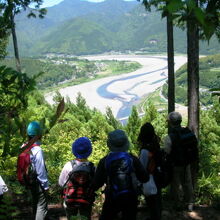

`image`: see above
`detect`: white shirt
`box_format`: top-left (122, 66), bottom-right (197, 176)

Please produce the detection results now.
top-left (0, 175), bottom-right (8, 195)
top-left (30, 142), bottom-right (49, 190)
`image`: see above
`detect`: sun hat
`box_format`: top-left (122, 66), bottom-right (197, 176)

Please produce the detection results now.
top-left (27, 121), bottom-right (42, 136)
top-left (72, 137), bottom-right (92, 159)
top-left (107, 129), bottom-right (130, 152)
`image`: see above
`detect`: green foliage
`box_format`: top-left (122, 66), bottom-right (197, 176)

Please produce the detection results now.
top-left (0, 66), bottom-right (36, 158)
top-left (162, 54), bottom-right (220, 105)
top-left (6, 2), bottom-right (220, 56)
top-left (0, 58), bottom-right (141, 89)
top-left (125, 106), bottom-right (141, 153)
top-left (105, 107), bottom-right (122, 130)
top-left (197, 108), bottom-right (220, 205)
top-left (0, 193), bottom-right (20, 219)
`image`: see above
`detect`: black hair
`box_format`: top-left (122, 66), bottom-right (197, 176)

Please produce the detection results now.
top-left (137, 122), bottom-right (160, 152)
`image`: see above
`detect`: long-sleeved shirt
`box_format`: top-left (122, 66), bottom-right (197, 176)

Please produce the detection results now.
top-left (92, 152), bottom-right (149, 192)
top-left (29, 141), bottom-right (49, 190)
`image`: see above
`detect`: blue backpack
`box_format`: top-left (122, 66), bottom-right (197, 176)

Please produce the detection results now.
top-left (105, 152), bottom-right (134, 198)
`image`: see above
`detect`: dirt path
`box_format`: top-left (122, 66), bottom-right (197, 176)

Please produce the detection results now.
top-left (16, 202), bottom-right (220, 220)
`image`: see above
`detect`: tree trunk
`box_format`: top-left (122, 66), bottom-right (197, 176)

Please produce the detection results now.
top-left (167, 14), bottom-right (175, 133)
top-left (187, 16), bottom-right (199, 138)
top-left (10, 13), bottom-right (21, 72)
top-left (187, 3), bottom-right (200, 190)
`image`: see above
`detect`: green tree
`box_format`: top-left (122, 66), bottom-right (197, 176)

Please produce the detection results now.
top-left (125, 106), bottom-right (141, 151)
top-left (0, 0), bottom-right (46, 71)
top-left (0, 66), bottom-right (35, 158)
top-left (165, 0), bottom-right (220, 137)
top-left (105, 106), bottom-right (122, 129)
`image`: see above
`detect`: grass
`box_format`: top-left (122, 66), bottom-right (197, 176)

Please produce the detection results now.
top-left (137, 88), bottom-right (168, 113)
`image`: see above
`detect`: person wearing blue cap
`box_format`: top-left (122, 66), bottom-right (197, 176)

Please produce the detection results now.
top-left (20, 121), bottom-right (49, 220)
top-left (59, 137), bottom-right (95, 220)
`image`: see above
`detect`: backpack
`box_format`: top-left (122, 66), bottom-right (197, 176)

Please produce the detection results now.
top-left (63, 160), bottom-right (94, 207)
top-left (170, 127), bottom-right (198, 166)
top-left (144, 149), bottom-right (172, 188)
top-left (153, 150), bottom-right (173, 188)
top-left (105, 152), bottom-right (134, 198)
top-left (17, 143), bottom-right (39, 186)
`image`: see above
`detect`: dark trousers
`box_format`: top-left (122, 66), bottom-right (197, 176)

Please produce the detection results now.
top-left (99, 193), bottom-right (138, 220)
top-left (145, 188), bottom-right (162, 220)
top-left (65, 203), bottom-right (92, 220)
top-left (30, 183), bottom-right (48, 220)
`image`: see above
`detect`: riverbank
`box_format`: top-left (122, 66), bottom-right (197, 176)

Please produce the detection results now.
top-left (45, 55), bottom-right (187, 118)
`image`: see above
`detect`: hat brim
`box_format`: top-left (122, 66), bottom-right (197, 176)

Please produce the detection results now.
top-left (108, 143), bottom-right (129, 152)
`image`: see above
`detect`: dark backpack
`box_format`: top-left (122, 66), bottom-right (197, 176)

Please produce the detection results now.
top-left (170, 127), bottom-right (198, 166)
top-left (143, 148), bottom-right (172, 189)
top-left (153, 150), bottom-right (173, 188)
top-left (63, 160), bottom-right (94, 207)
top-left (105, 152), bottom-right (134, 198)
top-left (17, 143), bottom-right (39, 186)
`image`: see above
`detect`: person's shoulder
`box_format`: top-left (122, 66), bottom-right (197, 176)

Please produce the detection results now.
top-left (128, 153), bottom-right (139, 161)
top-left (31, 144), bottom-right (42, 154)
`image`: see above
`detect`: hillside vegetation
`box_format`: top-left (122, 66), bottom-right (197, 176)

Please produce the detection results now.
top-left (0, 57), bottom-right (141, 89)
top-left (7, 0), bottom-right (220, 56)
top-left (162, 54), bottom-right (220, 105)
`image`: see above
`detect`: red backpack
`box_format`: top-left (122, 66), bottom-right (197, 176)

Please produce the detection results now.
top-left (63, 160), bottom-right (95, 207)
top-left (17, 142), bottom-right (39, 186)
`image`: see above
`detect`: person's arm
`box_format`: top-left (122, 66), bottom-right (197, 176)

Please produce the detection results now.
top-left (132, 155), bottom-right (149, 183)
top-left (139, 149), bottom-right (149, 169)
top-left (58, 162), bottom-right (72, 187)
top-left (34, 149), bottom-right (49, 190)
top-left (91, 157), bottom-right (106, 191)
top-left (163, 135), bottom-right (172, 154)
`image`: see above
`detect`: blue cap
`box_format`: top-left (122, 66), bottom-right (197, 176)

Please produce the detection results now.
top-left (27, 121), bottom-right (42, 136)
top-left (72, 137), bottom-right (92, 159)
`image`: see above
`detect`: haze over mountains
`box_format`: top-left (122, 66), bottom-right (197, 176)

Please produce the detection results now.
top-left (8, 0), bottom-right (220, 56)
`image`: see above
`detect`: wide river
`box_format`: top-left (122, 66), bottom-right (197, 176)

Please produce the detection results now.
top-left (45, 54), bottom-right (187, 120)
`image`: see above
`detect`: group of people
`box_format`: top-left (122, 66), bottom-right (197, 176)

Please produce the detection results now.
top-left (0, 111), bottom-right (198, 220)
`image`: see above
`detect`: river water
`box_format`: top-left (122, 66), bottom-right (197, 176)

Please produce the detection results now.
top-left (45, 55), bottom-right (187, 120)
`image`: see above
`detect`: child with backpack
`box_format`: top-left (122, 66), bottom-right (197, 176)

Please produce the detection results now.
top-left (59, 137), bottom-right (95, 220)
top-left (91, 129), bottom-right (149, 220)
top-left (17, 121), bottom-right (49, 220)
top-left (138, 122), bottom-right (163, 220)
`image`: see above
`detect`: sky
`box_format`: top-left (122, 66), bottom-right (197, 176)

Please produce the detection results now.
top-left (41, 0), bottom-right (135, 8)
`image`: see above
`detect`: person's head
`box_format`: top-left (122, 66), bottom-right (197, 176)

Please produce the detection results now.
top-left (27, 121), bottom-right (42, 139)
top-left (137, 122), bottom-right (155, 145)
top-left (167, 111), bottom-right (182, 127)
top-left (107, 129), bottom-right (130, 152)
top-left (72, 137), bottom-right (92, 159)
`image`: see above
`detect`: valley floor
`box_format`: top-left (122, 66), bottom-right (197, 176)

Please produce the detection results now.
top-left (45, 54), bottom-right (187, 118)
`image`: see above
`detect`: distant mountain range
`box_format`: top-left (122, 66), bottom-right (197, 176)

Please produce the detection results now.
top-left (7, 0), bottom-right (220, 56)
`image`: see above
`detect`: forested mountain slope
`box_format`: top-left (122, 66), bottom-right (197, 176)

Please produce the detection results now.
top-left (7, 0), bottom-right (220, 56)
top-left (0, 57), bottom-right (141, 89)
top-left (162, 54), bottom-right (220, 105)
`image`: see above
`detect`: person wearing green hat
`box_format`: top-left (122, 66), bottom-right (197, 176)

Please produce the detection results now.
top-left (20, 121), bottom-right (49, 220)
top-left (59, 137), bottom-right (95, 220)
top-left (91, 129), bottom-right (149, 220)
